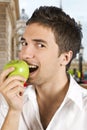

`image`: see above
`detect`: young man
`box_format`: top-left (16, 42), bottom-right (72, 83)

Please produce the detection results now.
top-left (0, 6), bottom-right (87, 130)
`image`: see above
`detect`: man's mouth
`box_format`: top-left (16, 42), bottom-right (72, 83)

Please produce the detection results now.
top-left (29, 65), bottom-right (38, 73)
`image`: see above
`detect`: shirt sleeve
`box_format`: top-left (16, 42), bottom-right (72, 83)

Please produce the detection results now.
top-left (18, 114), bottom-right (29, 130)
top-left (0, 93), bottom-right (9, 128)
top-left (0, 93), bottom-right (28, 130)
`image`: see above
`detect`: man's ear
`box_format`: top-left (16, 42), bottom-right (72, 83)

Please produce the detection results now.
top-left (61, 51), bottom-right (73, 65)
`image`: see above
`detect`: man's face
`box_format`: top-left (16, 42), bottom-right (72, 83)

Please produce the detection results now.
top-left (19, 23), bottom-right (62, 85)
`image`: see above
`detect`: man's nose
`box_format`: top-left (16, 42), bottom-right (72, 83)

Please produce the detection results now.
top-left (22, 45), bottom-right (35, 59)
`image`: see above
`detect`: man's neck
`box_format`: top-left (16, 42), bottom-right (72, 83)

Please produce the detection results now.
top-left (35, 75), bottom-right (69, 129)
top-left (35, 74), bottom-right (69, 102)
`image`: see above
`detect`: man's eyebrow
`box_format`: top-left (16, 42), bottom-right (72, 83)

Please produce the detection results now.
top-left (21, 37), bottom-right (26, 41)
top-left (32, 39), bottom-right (47, 44)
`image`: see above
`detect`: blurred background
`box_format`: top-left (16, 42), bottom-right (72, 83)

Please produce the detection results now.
top-left (0, 0), bottom-right (87, 85)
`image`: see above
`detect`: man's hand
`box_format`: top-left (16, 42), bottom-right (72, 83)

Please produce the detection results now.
top-left (0, 67), bottom-right (26, 111)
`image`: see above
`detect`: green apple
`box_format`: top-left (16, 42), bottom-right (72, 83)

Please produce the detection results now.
top-left (4, 60), bottom-right (29, 80)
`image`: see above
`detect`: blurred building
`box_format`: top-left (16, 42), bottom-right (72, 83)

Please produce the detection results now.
top-left (0, 0), bottom-right (19, 73)
top-left (16, 8), bottom-right (28, 58)
top-left (20, 8), bottom-right (28, 21)
top-left (0, 0), bottom-right (29, 73)
top-left (69, 58), bottom-right (87, 76)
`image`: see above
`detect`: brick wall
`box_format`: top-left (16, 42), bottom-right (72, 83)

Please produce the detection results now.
top-left (0, 0), bottom-right (19, 73)
top-left (0, 5), bottom-right (8, 72)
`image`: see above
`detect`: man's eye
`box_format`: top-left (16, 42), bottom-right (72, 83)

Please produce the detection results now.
top-left (21, 42), bottom-right (28, 46)
top-left (38, 43), bottom-right (45, 48)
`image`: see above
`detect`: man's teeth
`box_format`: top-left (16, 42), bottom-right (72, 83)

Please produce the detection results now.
top-left (29, 65), bottom-right (37, 69)
top-left (29, 65), bottom-right (38, 73)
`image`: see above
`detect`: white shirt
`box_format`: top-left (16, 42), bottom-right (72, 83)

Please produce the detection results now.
top-left (0, 75), bottom-right (87, 130)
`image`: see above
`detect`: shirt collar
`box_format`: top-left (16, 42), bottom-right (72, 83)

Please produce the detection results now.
top-left (24, 85), bottom-right (36, 101)
top-left (66, 75), bottom-right (83, 110)
top-left (25, 75), bottom-right (83, 111)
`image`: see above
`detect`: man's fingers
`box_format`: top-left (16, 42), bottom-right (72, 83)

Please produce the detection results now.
top-left (0, 74), bottom-right (26, 89)
top-left (0, 67), bottom-right (15, 84)
top-left (6, 85), bottom-right (25, 97)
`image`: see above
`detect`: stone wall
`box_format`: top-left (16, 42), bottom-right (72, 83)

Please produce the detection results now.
top-left (0, 0), bottom-right (19, 73)
top-left (0, 4), bottom-right (8, 72)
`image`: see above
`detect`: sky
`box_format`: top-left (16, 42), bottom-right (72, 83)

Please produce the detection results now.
top-left (19, 0), bottom-right (87, 61)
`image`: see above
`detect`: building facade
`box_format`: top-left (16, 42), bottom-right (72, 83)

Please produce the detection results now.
top-left (16, 8), bottom-right (28, 58)
top-left (70, 59), bottom-right (87, 72)
top-left (0, 0), bottom-right (19, 73)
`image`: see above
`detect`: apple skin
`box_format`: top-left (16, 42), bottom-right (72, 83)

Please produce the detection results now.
top-left (4, 60), bottom-right (29, 80)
